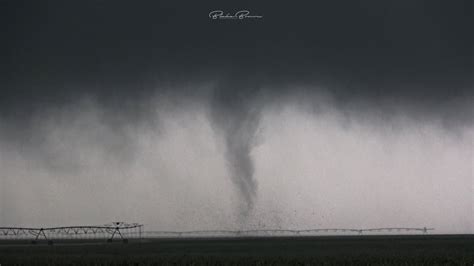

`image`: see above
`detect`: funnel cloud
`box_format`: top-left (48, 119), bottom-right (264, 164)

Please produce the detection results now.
top-left (209, 80), bottom-right (264, 216)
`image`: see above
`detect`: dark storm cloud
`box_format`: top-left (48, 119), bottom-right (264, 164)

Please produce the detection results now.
top-left (2, 0), bottom-right (472, 116)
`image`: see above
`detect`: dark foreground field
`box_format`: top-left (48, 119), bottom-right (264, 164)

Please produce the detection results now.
top-left (1, 235), bottom-right (473, 265)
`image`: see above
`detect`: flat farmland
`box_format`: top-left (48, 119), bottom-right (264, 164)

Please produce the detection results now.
top-left (0, 235), bottom-right (473, 265)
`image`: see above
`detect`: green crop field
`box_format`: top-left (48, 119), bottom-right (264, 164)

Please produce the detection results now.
top-left (1, 235), bottom-right (473, 265)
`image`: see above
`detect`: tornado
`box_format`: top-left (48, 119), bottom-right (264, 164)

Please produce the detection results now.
top-left (209, 78), bottom-right (262, 218)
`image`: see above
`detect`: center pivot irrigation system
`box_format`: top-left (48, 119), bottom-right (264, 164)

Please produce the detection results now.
top-left (0, 222), bottom-right (143, 245)
top-left (146, 227), bottom-right (435, 238)
top-left (0, 222), bottom-right (435, 245)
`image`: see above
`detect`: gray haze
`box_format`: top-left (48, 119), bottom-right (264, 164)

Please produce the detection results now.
top-left (0, 84), bottom-right (472, 234)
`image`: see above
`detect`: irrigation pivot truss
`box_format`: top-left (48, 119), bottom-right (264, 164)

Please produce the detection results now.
top-left (0, 224), bottom-right (434, 244)
top-left (146, 227), bottom-right (435, 238)
top-left (0, 222), bottom-right (144, 245)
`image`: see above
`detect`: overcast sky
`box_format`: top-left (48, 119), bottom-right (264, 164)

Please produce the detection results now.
top-left (1, 0), bottom-right (472, 233)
